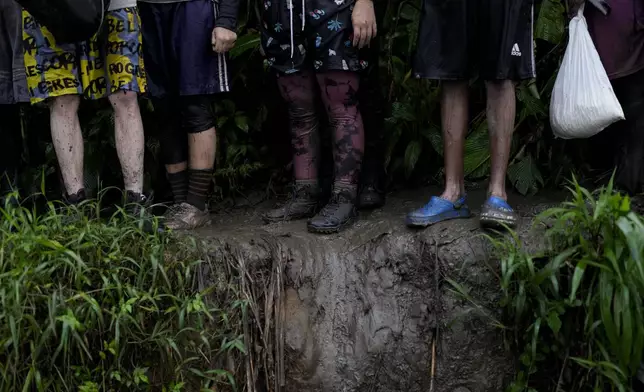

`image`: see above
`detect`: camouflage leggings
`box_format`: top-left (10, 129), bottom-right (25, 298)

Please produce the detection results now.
top-left (277, 70), bottom-right (364, 185)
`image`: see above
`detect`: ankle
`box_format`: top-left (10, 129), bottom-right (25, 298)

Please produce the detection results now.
top-left (333, 181), bottom-right (357, 202)
top-left (167, 170), bottom-right (188, 204)
top-left (441, 188), bottom-right (465, 203)
top-left (488, 189), bottom-right (507, 201)
top-left (187, 168), bottom-right (212, 211)
top-left (65, 188), bottom-right (87, 204)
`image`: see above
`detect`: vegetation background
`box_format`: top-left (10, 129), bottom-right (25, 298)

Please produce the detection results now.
top-left (14, 0), bottom-right (592, 204)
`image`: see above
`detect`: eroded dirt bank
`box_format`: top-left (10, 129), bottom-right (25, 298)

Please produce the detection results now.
top-left (194, 188), bottom-right (561, 392)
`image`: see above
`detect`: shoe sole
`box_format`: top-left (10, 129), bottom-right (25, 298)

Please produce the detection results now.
top-left (406, 208), bottom-right (472, 228)
top-left (307, 215), bottom-right (356, 234)
top-left (479, 214), bottom-right (517, 230)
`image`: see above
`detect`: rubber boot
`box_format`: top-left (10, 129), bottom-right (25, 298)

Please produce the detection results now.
top-left (307, 183), bottom-right (358, 234)
top-left (263, 180), bottom-right (320, 223)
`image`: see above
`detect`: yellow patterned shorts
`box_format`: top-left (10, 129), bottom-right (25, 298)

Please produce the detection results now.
top-left (22, 7), bottom-right (146, 103)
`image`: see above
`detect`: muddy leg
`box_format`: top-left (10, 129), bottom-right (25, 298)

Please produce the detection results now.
top-left (486, 80), bottom-right (515, 200)
top-left (50, 95), bottom-right (85, 202)
top-left (405, 81), bottom-right (471, 228)
top-left (263, 71), bottom-right (321, 223)
top-left (479, 80), bottom-right (518, 229)
top-left (441, 81), bottom-right (469, 201)
top-left (108, 90), bottom-right (145, 195)
top-left (307, 71), bottom-right (364, 234)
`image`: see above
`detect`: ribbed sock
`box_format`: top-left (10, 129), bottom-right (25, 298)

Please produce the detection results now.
top-left (167, 170), bottom-right (188, 204)
top-left (186, 169), bottom-right (212, 211)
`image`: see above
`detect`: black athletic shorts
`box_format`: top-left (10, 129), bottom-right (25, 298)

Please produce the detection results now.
top-left (414, 0), bottom-right (535, 81)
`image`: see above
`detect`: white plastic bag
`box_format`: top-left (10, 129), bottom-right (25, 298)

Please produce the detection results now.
top-left (550, 5), bottom-right (624, 139)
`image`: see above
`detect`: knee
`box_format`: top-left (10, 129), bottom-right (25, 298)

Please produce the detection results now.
top-left (50, 95), bottom-right (80, 115)
top-left (485, 79), bottom-right (515, 94)
top-left (108, 90), bottom-right (140, 112)
top-left (289, 102), bottom-right (317, 122)
top-left (180, 95), bottom-right (215, 133)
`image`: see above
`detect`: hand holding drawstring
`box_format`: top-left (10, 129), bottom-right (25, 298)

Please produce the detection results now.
top-left (212, 27), bottom-right (237, 53)
top-left (352, 0), bottom-right (376, 49)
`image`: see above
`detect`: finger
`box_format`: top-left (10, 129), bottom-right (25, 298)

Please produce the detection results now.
top-left (353, 27), bottom-right (362, 47)
top-left (359, 25), bottom-right (369, 48)
top-left (372, 21), bottom-right (377, 38)
top-left (215, 41), bottom-right (224, 53)
top-left (366, 25), bottom-right (375, 48)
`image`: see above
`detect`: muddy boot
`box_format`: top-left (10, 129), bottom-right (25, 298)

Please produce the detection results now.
top-left (307, 184), bottom-right (357, 234)
top-left (263, 180), bottom-right (320, 223)
top-left (163, 202), bottom-right (211, 230)
top-left (124, 191), bottom-right (163, 234)
top-left (358, 129), bottom-right (386, 210)
top-left (359, 175), bottom-right (385, 209)
top-left (60, 189), bottom-right (94, 223)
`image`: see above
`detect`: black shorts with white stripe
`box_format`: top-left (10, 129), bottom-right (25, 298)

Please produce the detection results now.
top-left (139, 0), bottom-right (232, 97)
top-left (413, 0), bottom-right (535, 81)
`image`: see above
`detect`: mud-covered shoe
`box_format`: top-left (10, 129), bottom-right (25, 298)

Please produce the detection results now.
top-left (263, 180), bottom-right (319, 223)
top-left (307, 185), bottom-right (357, 234)
top-left (124, 191), bottom-right (163, 233)
top-left (479, 196), bottom-right (517, 230)
top-left (358, 184), bottom-right (385, 210)
top-left (60, 189), bottom-right (95, 223)
top-left (406, 196), bottom-right (471, 228)
top-left (163, 202), bottom-right (211, 230)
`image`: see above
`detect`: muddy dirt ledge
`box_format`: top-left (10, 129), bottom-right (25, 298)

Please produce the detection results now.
top-left (193, 188), bottom-right (560, 392)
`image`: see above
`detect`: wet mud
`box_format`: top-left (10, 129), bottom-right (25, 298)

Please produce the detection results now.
top-left (194, 187), bottom-right (564, 392)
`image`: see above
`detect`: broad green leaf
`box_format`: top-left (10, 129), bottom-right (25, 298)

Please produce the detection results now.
top-left (235, 115), bottom-right (249, 132)
top-left (404, 140), bottom-right (422, 177)
top-left (535, 0), bottom-right (565, 44)
top-left (546, 311), bottom-right (562, 335)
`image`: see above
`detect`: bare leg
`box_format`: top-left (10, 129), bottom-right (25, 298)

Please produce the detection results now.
top-left (440, 81), bottom-right (469, 202)
top-left (186, 128), bottom-right (216, 210)
top-left (188, 129), bottom-right (216, 170)
top-left (485, 80), bottom-right (515, 200)
top-left (50, 95), bottom-right (84, 196)
top-left (109, 90), bottom-right (144, 194)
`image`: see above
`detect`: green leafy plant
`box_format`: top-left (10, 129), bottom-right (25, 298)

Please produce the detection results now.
top-left (491, 177), bottom-right (644, 392)
top-left (0, 196), bottom-right (250, 391)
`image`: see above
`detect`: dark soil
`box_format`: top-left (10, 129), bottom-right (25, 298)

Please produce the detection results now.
top-left (194, 187), bottom-right (565, 392)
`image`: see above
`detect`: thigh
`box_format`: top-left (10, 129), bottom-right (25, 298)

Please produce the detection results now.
top-left (277, 70), bottom-right (318, 107)
top-left (174, 0), bottom-right (230, 95)
top-left (139, 2), bottom-right (176, 98)
top-left (308, 0), bottom-right (363, 73)
top-left (101, 7), bottom-right (147, 96)
top-left (478, 0), bottom-right (535, 81)
top-left (414, 0), bottom-right (472, 80)
top-left (22, 9), bottom-right (83, 103)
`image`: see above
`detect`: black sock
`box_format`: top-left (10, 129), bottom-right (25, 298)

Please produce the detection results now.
top-left (167, 170), bottom-right (188, 204)
top-left (186, 169), bottom-right (212, 211)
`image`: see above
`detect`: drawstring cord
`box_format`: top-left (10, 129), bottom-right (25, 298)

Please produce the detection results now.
top-left (289, 0), bottom-right (294, 57)
top-left (288, 0), bottom-right (306, 58)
